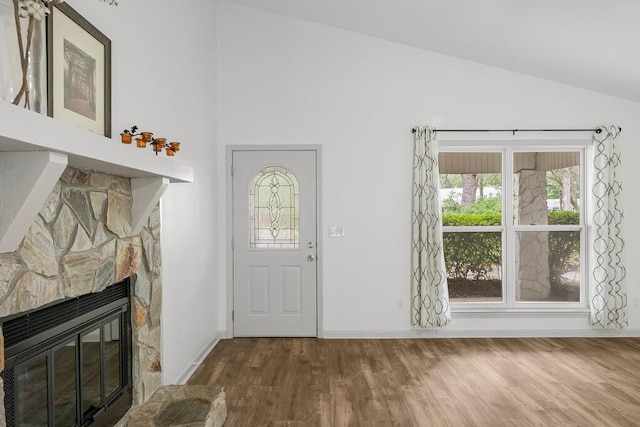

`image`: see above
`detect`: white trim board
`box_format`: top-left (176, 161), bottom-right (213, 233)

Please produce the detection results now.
top-left (451, 309), bottom-right (591, 318)
top-left (170, 331), bottom-right (224, 385)
top-left (323, 329), bottom-right (640, 339)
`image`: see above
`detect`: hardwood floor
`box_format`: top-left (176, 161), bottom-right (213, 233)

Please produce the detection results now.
top-left (187, 337), bottom-right (640, 426)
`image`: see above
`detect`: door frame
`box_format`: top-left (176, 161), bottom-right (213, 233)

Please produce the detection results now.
top-left (226, 145), bottom-right (323, 338)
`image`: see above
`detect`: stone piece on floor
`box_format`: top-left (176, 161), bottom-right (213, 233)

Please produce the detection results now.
top-left (155, 398), bottom-right (210, 426)
top-left (123, 385), bottom-right (226, 427)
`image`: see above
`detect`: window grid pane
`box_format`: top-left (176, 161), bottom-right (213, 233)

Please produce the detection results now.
top-left (439, 152), bottom-right (503, 226)
top-left (444, 231), bottom-right (503, 303)
top-left (513, 151), bottom-right (581, 226)
top-left (516, 230), bottom-right (581, 302)
top-left (250, 166), bottom-right (299, 249)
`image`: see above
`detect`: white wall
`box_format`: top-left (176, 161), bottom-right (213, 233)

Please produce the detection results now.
top-left (217, 0), bottom-right (640, 336)
top-left (66, 0), bottom-right (219, 382)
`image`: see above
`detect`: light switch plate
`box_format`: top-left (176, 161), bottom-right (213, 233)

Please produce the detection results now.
top-left (329, 226), bottom-right (345, 238)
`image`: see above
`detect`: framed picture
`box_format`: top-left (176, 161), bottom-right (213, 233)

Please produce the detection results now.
top-left (47, 3), bottom-right (111, 137)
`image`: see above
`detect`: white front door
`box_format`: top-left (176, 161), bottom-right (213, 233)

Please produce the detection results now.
top-left (232, 149), bottom-right (318, 336)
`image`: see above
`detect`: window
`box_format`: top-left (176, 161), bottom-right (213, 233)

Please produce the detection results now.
top-left (440, 147), bottom-right (585, 308)
top-left (249, 166), bottom-right (299, 249)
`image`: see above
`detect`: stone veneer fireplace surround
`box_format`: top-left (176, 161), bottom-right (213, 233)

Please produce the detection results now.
top-left (0, 166), bottom-right (164, 425)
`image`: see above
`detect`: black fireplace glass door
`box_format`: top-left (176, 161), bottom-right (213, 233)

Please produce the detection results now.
top-left (104, 317), bottom-right (121, 397)
top-left (81, 326), bottom-right (103, 414)
top-left (2, 279), bottom-right (132, 427)
top-left (16, 354), bottom-right (49, 426)
top-left (53, 340), bottom-right (78, 426)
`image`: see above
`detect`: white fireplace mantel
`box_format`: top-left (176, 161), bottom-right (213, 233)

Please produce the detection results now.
top-left (0, 101), bottom-right (194, 253)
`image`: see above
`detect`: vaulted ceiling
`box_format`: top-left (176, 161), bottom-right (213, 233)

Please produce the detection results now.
top-left (227, 0), bottom-right (640, 103)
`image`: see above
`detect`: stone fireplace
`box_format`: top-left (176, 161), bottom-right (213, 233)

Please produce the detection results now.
top-left (0, 166), bottom-right (163, 425)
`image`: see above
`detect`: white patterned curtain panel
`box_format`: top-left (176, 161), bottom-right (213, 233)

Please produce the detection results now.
top-left (591, 125), bottom-right (626, 328)
top-left (411, 127), bottom-right (451, 328)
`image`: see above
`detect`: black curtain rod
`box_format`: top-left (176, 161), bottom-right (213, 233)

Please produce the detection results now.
top-left (411, 127), bottom-right (622, 135)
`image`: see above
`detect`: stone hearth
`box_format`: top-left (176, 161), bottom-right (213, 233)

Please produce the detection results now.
top-left (118, 385), bottom-right (227, 427)
top-left (0, 166), bottom-right (164, 423)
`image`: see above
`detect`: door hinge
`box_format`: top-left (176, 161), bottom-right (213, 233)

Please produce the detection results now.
top-left (231, 164), bottom-right (234, 176)
top-left (231, 237), bottom-right (234, 249)
top-left (232, 310), bottom-right (234, 321)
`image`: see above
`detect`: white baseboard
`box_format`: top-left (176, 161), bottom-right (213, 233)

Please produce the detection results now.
top-left (173, 331), bottom-right (225, 385)
top-left (323, 328), bottom-right (640, 339)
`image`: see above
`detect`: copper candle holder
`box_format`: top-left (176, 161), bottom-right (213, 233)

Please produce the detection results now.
top-left (141, 132), bottom-right (154, 143)
top-left (120, 125), bottom-right (183, 156)
top-left (120, 125), bottom-right (138, 144)
top-left (153, 138), bottom-right (166, 152)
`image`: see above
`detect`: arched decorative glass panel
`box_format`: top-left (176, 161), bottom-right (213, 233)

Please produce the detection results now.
top-left (249, 166), bottom-right (299, 249)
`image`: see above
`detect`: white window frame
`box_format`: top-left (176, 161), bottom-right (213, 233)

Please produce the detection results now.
top-left (439, 137), bottom-right (591, 313)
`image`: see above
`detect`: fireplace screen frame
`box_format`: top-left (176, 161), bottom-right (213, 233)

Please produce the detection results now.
top-left (1, 279), bottom-right (132, 427)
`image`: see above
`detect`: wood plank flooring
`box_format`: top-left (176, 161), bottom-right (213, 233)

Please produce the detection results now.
top-left (187, 337), bottom-right (640, 426)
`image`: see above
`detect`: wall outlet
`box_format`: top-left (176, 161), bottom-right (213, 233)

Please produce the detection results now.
top-left (632, 298), bottom-right (640, 309)
top-left (396, 298), bottom-right (405, 310)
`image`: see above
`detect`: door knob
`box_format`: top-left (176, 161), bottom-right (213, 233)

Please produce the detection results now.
top-left (307, 255), bottom-right (316, 262)
top-left (307, 242), bottom-right (315, 249)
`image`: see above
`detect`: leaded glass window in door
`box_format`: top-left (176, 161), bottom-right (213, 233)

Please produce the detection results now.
top-left (250, 166), bottom-right (299, 248)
